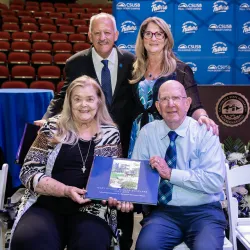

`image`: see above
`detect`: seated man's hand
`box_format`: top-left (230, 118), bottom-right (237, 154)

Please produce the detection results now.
top-left (34, 119), bottom-right (47, 127)
top-left (102, 198), bottom-right (134, 212)
top-left (150, 156), bottom-right (172, 180)
top-left (198, 116), bottom-right (219, 136)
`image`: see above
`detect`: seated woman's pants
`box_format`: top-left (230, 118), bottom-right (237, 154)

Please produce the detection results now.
top-left (11, 204), bottom-right (112, 250)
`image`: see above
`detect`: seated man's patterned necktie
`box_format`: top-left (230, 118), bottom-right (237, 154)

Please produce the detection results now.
top-left (158, 131), bottom-right (178, 205)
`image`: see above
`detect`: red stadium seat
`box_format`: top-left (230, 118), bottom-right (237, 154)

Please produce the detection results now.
top-left (56, 7), bottom-right (70, 14)
top-left (64, 13), bottom-right (79, 21)
top-left (50, 33), bottom-right (68, 43)
top-left (32, 42), bottom-right (52, 53)
top-left (1, 81), bottom-right (28, 88)
top-left (82, 4), bottom-right (93, 8)
top-left (2, 16), bottom-right (19, 24)
top-left (38, 66), bottom-right (61, 82)
top-left (31, 53), bottom-right (53, 66)
top-left (57, 80), bottom-right (65, 93)
top-left (10, 4), bottom-right (24, 12)
top-left (8, 52), bottom-right (30, 68)
top-left (68, 34), bottom-right (86, 43)
top-left (59, 25), bottom-right (75, 35)
top-left (77, 25), bottom-right (89, 36)
top-left (38, 18), bottom-right (54, 26)
top-left (2, 24), bottom-right (19, 33)
top-left (85, 7), bottom-right (100, 14)
top-left (72, 19), bottom-right (86, 27)
top-left (68, 3), bottom-right (81, 9)
top-left (1, 10), bottom-right (16, 17)
top-left (54, 53), bottom-right (72, 68)
top-left (0, 4), bottom-right (8, 12)
top-left (25, 5), bottom-right (39, 14)
top-left (11, 0), bottom-right (23, 5)
top-left (79, 13), bottom-right (92, 19)
top-left (55, 18), bottom-right (70, 27)
top-left (40, 7), bottom-right (55, 15)
top-left (53, 43), bottom-right (72, 53)
top-left (54, 3), bottom-right (67, 8)
top-left (0, 52), bottom-right (7, 65)
top-left (49, 12), bottom-right (63, 20)
top-left (33, 11), bottom-right (47, 20)
top-left (11, 41), bottom-right (31, 53)
top-left (26, 2), bottom-right (39, 7)
top-left (41, 24), bottom-right (57, 34)
top-left (40, 2), bottom-right (53, 8)
top-left (31, 33), bottom-right (49, 42)
top-left (102, 8), bottom-right (112, 14)
top-left (20, 17), bottom-right (37, 25)
top-left (0, 41), bottom-right (10, 53)
top-left (11, 65), bottom-right (35, 83)
top-left (73, 43), bottom-right (91, 53)
top-left (0, 66), bottom-right (9, 83)
top-left (17, 10), bottom-right (32, 18)
top-left (71, 8), bottom-right (85, 14)
top-left (0, 32), bottom-right (11, 42)
top-left (12, 32), bottom-right (30, 42)
top-left (21, 23), bottom-right (38, 33)
top-left (30, 81), bottom-right (55, 91)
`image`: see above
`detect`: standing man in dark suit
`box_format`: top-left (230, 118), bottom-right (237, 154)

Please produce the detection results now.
top-left (35, 13), bottom-right (135, 250)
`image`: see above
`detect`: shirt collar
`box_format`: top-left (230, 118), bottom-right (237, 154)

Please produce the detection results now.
top-left (159, 116), bottom-right (190, 140)
top-left (92, 47), bottom-right (116, 65)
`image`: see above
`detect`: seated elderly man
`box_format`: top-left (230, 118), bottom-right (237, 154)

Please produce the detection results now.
top-left (132, 80), bottom-right (227, 250)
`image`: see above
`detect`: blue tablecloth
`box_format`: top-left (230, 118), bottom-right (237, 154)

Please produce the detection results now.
top-left (0, 89), bottom-right (54, 187)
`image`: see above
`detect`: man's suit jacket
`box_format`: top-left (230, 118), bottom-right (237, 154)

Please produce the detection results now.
top-left (43, 46), bottom-right (135, 157)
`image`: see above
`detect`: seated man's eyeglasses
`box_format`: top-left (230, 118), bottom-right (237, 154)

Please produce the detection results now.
top-left (159, 96), bottom-right (187, 104)
top-left (143, 31), bottom-right (165, 40)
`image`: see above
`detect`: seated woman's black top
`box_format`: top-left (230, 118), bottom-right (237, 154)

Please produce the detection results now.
top-left (36, 139), bottom-right (95, 215)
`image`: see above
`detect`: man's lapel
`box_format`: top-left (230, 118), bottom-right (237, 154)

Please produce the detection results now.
top-left (112, 47), bottom-right (127, 104)
top-left (85, 47), bottom-right (99, 83)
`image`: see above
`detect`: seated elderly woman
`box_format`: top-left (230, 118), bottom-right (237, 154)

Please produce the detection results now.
top-left (10, 75), bottom-right (133, 250)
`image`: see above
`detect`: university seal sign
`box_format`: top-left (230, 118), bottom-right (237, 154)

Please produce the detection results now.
top-left (216, 92), bottom-right (250, 127)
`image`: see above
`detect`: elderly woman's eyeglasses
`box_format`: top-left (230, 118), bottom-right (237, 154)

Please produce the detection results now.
top-left (159, 96), bottom-right (187, 104)
top-left (143, 31), bottom-right (165, 40)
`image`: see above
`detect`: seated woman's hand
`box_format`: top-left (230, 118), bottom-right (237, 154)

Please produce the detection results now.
top-left (64, 186), bottom-right (90, 204)
top-left (102, 198), bottom-right (134, 212)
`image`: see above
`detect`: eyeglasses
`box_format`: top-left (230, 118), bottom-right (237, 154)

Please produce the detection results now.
top-left (159, 96), bottom-right (187, 104)
top-left (143, 31), bottom-right (165, 40)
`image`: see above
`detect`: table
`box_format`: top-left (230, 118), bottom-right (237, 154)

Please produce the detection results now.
top-left (0, 89), bottom-right (54, 187)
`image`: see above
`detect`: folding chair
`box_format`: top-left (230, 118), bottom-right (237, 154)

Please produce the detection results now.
top-left (1, 81), bottom-right (28, 88)
top-left (30, 80), bottom-right (55, 91)
top-left (225, 164), bottom-right (250, 250)
top-left (0, 164), bottom-right (9, 250)
top-left (12, 32), bottom-right (30, 42)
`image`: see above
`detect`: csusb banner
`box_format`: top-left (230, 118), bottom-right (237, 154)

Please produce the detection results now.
top-left (113, 0), bottom-right (250, 85)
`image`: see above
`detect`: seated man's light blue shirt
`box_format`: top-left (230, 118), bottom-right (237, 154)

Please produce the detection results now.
top-left (132, 116), bottom-right (226, 206)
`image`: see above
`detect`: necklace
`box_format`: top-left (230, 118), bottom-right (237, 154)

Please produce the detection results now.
top-left (77, 140), bottom-right (92, 174)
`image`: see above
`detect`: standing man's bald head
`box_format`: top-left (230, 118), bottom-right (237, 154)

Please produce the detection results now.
top-left (156, 80), bottom-right (192, 129)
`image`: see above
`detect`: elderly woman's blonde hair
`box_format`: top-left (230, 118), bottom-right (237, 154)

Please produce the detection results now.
top-left (55, 75), bottom-right (115, 144)
top-left (130, 17), bottom-right (179, 84)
